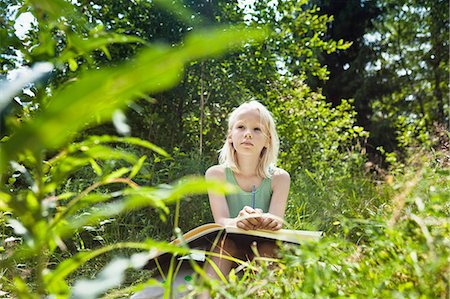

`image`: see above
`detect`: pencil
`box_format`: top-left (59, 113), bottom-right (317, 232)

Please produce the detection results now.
top-left (251, 185), bottom-right (256, 209)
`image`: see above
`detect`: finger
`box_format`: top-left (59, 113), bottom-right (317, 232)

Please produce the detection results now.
top-left (244, 206), bottom-right (257, 214)
top-left (238, 210), bottom-right (258, 222)
top-left (253, 219), bottom-right (265, 229)
top-left (259, 217), bottom-right (273, 229)
top-left (267, 220), bottom-right (278, 230)
top-left (240, 218), bottom-right (254, 229)
top-left (236, 221), bottom-right (248, 230)
top-left (239, 207), bottom-right (249, 217)
top-left (271, 221), bottom-right (282, 231)
top-left (247, 208), bottom-right (264, 226)
top-left (241, 209), bottom-right (261, 224)
top-left (238, 219), bottom-right (254, 230)
top-left (258, 217), bottom-right (275, 230)
top-left (246, 215), bottom-right (260, 226)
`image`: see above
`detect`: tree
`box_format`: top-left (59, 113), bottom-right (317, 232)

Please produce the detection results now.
top-left (312, 0), bottom-right (449, 155)
top-left (369, 0), bottom-right (448, 151)
top-left (312, 0), bottom-right (380, 130)
top-left (0, 0), bottom-right (266, 297)
top-left (156, 0), bottom-right (351, 159)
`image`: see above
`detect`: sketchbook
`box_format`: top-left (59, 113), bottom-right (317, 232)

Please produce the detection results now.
top-left (172, 223), bottom-right (322, 246)
top-left (135, 224), bottom-right (322, 298)
top-left (146, 223), bottom-right (322, 263)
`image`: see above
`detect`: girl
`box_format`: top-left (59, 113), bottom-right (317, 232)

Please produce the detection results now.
top-left (204, 100), bottom-right (290, 282)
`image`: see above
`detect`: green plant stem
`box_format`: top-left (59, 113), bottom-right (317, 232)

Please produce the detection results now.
top-left (173, 200), bottom-right (180, 229)
top-left (48, 178), bottom-right (139, 230)
top-left (45, 241), bottom-right (172, 287)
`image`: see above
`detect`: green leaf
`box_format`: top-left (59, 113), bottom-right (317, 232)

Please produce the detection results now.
top-left (83, 135), bottom-right (171, 158)
top-left (12, 276), bottom-right (38, 299)
top-left (70, 252), bottom-right (156, 299)
top-left (102, 167), bottom-right (130, 182)
top-left (7, 219), bottom-right (28, 236)
top-left (122, 176), bottom-right (237, 206)
top-left (0, 62), bottom-right (53, 112)
top-left (60, 33), bottom-right (147, 63)
top-left (89, 158), bottom-right (102, 176)
top-left (68, 58), bottom-right (78, 71)
top-left (129, 155), bottom-right (147, 179)
top-left (47, 145), bottom-right (139, 190)
top-left (154, 0), bottom-right (204, 26)
top-left (44, 240), bottom-right (191, 291)
top-left (49, 193), bottom-right (112, 230)
top-left (55, 176), bottom-right (234, 238)
top-left (71, 258), bottom-right (130, 299)
top-left (0, 192), bottom-right (11, 211)
top-left (0, 26), bottom-right (266, 172)
top-left (47, 135), bottom-right (166, 175)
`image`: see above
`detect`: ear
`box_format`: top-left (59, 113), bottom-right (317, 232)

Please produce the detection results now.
top-left (227, 130), bottom-right (233, 143)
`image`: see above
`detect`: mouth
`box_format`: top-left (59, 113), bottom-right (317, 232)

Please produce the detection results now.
top-left (241, 141), bottom-right (253, 146)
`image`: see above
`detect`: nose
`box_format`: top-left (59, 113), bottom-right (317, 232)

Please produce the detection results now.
top-left (244, 130), bottom-right (252, 138)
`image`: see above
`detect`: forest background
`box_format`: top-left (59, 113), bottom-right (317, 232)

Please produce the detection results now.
top-left (0, 0), bottom-right (449, 298)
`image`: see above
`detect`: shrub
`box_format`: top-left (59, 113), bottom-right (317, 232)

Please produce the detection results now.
top-left (192, 152), bottom-right (449, 298)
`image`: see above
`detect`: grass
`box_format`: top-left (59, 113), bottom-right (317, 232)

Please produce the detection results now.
top-left (1, 146), bottom-right (447, 298)
top-left (187, 153), bottom-right (449, 298)
top-left (71, 149), bottom-right (447, 299)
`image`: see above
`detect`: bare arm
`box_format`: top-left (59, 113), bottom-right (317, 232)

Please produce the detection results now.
top-left (206, 165), bottom-right (261, 230)
top-left (205, 165), bottom-right (233, 226)
top-left (258, 168), bottom-right (290, 231)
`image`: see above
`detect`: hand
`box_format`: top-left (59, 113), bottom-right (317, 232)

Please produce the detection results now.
top-left (258, 213), bottom-right (283, 231)
top-left (236, 206), bottom-right (262, 230)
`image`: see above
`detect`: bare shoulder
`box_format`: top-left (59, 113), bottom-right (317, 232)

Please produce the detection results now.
top-left (272, 167), bottom-right (290, 180)
top-left (271, 167), bottom-right (290, 187)
top-left (205, 165), bottom-right (226, 180)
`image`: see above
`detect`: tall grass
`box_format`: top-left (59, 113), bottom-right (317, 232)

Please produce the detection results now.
top-left (188, 151), bottom-right (449, 298)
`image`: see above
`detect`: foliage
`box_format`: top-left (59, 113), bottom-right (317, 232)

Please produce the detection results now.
top-left (267, 79), bottom-right (368, 176)
top-left (311, 0), bottom-right (381, 134)
top-left (378, 0), bottom-right (448, 153)
top-left (0, 0), bottom-right (266, 297)
top-left (192, 155), bottom-right (450, 298)
top-left (2, 0), bottom-right (447, 298)
top-left (249, 77), bottom-right (374, 232)
top-left (104, 0), bottom-right (352, 159)
top-left (370, 0), bottom-right (449, 127)
top-left (311, 0), bottom-right (449, 158)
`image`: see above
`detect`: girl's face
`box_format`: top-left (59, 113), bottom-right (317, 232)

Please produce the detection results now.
top-left (228, 108), bottom-right (269, 157)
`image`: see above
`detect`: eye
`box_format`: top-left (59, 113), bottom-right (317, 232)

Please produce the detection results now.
top-left (236, 125), bottom-right (245, 129)
top-left (254, 127), bottom-right (261, 131)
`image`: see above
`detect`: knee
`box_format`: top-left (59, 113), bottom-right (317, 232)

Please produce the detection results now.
top-left (216, 236), bottom-right (238, 257)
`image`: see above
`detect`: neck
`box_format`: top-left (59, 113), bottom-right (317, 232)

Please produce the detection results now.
top-left (236, 154), bottom-right (260, 177)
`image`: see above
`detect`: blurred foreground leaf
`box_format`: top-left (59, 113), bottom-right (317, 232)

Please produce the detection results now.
top-left (0, 26), bottom-right (266, 170)
top-left (44, 240), bottom-right (191, 297)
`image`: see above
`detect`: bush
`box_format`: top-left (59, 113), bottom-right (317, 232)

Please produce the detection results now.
top-left (263, 78), bottom-right (376, 233)
top-left (192, 152), bottom-right (449, 298)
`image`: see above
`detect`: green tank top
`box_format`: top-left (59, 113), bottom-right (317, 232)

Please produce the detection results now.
top-left (225, 167), bottom-right (273, 218)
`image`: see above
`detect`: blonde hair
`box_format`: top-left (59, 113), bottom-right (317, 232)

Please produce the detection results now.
top-left (219, 100), bottom-right (279, 178)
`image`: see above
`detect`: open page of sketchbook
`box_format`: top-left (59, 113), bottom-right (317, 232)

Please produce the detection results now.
top-left (131, 223), bottom-right (322, 299)
top-left (171, 223), bottom-right (322, 247)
